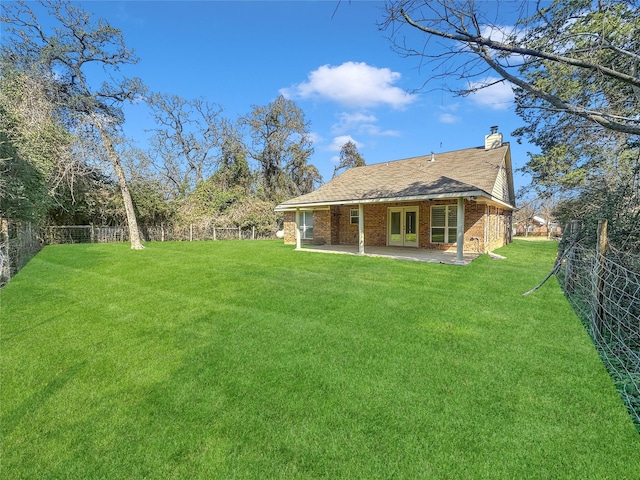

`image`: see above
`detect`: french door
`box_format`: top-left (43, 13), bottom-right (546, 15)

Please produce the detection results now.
top-left (387, 207), bottom-right (419, 247)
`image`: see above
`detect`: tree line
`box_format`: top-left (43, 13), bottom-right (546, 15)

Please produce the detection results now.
top-left (384, 0), bottom-right (639, 250)
top-left (0, 0), bottom-right (367, 249)
top-left (2, 0), bottom-right (639, 251)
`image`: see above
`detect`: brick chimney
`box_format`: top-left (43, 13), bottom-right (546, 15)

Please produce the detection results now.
top-left (484, 125), bottom-right (503, 150)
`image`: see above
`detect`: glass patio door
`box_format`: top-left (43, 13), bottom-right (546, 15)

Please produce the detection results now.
top-left (388, 207), bottom-right (419, 247)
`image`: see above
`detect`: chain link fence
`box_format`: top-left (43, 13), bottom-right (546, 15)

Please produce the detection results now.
top-left (556, 221), bottom-right (640, 432)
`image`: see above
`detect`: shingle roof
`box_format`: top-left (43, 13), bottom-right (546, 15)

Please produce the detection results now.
top-left (276, 144), bottom-right (514, 210)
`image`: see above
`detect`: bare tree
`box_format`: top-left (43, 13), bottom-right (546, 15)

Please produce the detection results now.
top-left (513, 200), bottom-right (537, 237)
top-left (214, 117), bottom-right (252, 193)
top-left (332, 140), bottom-right (366, 179)
top-left (382, 0), bottom-right (640, 136)
top-left (2, 0), bottom-right (146, 248)
top-left (0, 69), bottom-right (75, 200)
top-left (146, 93), bottom-right (224, 197)
top-left (286, 143), bottom-right (322, 195)
top-left (242, 95), bottom-right (315, 201)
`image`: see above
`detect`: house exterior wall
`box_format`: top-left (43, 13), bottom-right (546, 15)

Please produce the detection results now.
top-left (491, 163), bottom-right (510, 202)
top-left (283, 211), bottom-right (296, 245)
top-left (464, 201), bottom-right (486, 253)
top-left (514, 222), bottom-right (562, 238)
top-left (313, 209), bottom-right (331, 244)
top-left (282, 209), bottom-right (331, 245)
top-left (282, 200), bottom-right (512, 252)
top-left (333, 205), bottom-right (358, 245)
top-left (483, 205), bottom-right (512, 252)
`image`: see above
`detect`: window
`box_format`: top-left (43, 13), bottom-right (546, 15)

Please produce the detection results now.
top-left (431, 205), bottom-right (457, 243)
top-left (350, 208), bottom-right (359, 225)
top-left (299, 211), bottom-right (313, 239)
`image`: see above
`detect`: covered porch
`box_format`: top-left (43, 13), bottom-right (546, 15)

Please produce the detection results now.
top-left (290, 198), bottom-right (473, 265)
top-left (276, 136), bottom-right (515, 260)
top-left (297, 243), bottom-right (481, 266)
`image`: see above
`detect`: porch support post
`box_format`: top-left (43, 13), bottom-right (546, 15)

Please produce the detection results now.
top-left (358, 203), bottom-right (365, 255)
top-left (295, 208), bottom-right (301, 250)
top-left (456, 197), bottom-right (465, 264)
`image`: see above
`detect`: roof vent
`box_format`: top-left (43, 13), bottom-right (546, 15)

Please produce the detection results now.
top-left (485, 126), bottom-right (503, 150)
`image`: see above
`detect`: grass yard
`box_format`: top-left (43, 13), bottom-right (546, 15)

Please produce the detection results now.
top-left (1, 239), bottom-right (639, 479)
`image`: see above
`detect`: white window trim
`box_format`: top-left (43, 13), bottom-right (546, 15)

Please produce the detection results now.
top-left (350, 208), bottom-right (359, 225)
top-left (300, 211), bottom-right (314, 240)
top-left (431, 205), bottom-right (457, 244)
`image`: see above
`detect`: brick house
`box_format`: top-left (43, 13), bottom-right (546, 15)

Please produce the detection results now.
top-left (514, 215), bottom-right (562, 238)
top-left (275, 128), bottom-right (516, 263)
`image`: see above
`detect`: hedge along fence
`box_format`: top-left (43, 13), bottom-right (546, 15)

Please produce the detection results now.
top-left (1, 222), bottom-right (279, 286)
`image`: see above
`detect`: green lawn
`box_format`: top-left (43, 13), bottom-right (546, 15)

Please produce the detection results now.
top-left (1, 239), bottom-right (639, 479)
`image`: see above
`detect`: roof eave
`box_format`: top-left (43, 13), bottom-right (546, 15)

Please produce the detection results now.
top-left (275, 191), bottom-right (515, 212)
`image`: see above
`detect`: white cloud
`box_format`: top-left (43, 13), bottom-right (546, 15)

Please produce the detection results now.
top-left (360, 125), bottom-right (401, 137)
top-left (481, 25), bottom-right (526, 65)
top-left (328, 135), bottom-right (363, 152)
top-left (438, 113), bottom-right (460, 124)
top-left (331, 111), bottom-right (400, 137)
top-left (331, 112), bottom-right (378, 134)
top-left (481, 25), bottom-right (522, 43)
top-left (441, 102), bottom-right (460, 112)
top-left (437, 103), bottom-right (461, 124)
top-left (280, 61), bottom-right (417, 109)
top-left (308, 131), bottom-right (323, 146)
top-left (468, 78), bottom-right (514, 110)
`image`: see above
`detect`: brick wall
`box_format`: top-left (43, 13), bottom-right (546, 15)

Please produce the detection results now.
top-left (281, 200), bottom-right (512, 252)
top-left (477, 205), bottom-right (511, 252)
top-left (463, 201), bottom-right (486, 253)
top-left (332, 205), bottom-right (359, 245)
top-left (313, 209), bottom-right (331, 244)
top-left (283, 211), bottom-right (296, 244)
top-left (282, 209), bottom-right (332, 245)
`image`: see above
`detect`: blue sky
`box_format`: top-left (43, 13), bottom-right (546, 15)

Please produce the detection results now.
top-left (57, 1), bottom-right (535, 192)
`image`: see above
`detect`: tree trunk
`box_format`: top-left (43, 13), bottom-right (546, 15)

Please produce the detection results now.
top-left (94, 119), bottom-right (144, 250)
top-left (1, 218), bottom-right (11, 283)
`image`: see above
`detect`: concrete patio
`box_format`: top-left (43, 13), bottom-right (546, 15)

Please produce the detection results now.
top-left (297, 244), bottom-right (481, 265)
